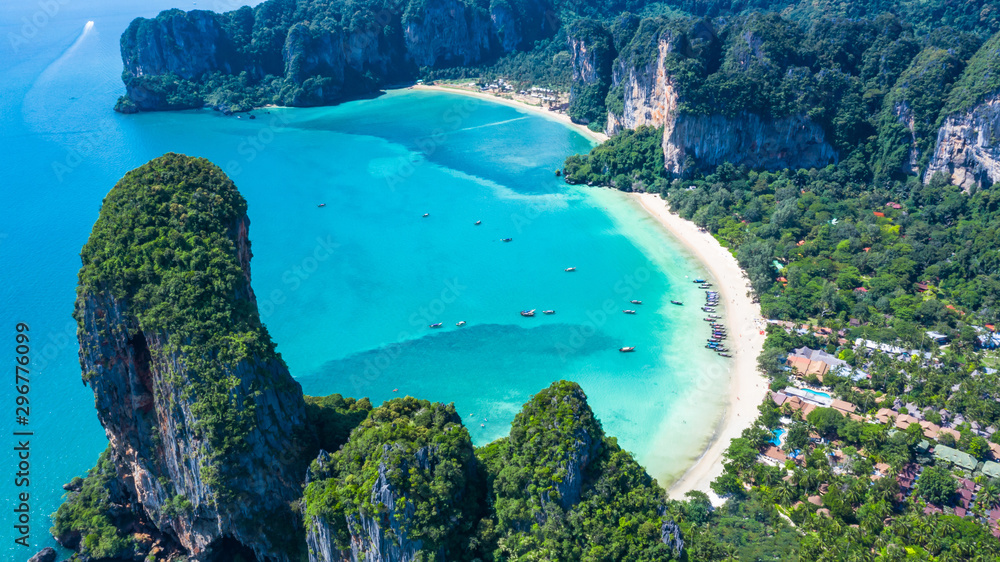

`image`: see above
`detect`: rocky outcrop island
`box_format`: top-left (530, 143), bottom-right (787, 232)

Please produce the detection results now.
top-left (52, 154), bottom-right (684, 562)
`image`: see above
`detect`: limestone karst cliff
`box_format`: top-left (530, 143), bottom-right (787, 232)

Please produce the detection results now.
top-left (925, 32), bottom-right (1000, 189)
top-left (71, 153), bottom-right (310, 561)
top-left (303, 398), bottom-right (484, 562)
top-left (480, 380), bottom-right (684, 559)
top-left (116, 0), bottom-right (556, 112)
top-left (569, 15), bottom-right (839, 176)
top-left (302, 381), bottom-right (684, 561)
top-left (566, 19), bottom-right (615, 128)
top-left (925, 94), bottom-right (1000, 189)
top-left (55, 155), bottom-right (684, 561)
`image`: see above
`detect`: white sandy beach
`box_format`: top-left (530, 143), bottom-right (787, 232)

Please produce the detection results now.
top-left (412, 83), bottom-right (610, 144)
top-left (405, 85), bottom-right (766, 502)
top-left (633, 192), bottom-right (768, 503)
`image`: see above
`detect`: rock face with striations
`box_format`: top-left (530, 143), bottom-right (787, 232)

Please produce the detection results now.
top-left (604, 26), bottom-right (685, 136)
top-left (662, 112), bottom-right (837, 174)
top-left (565, 19), bottom-right (615, 127)
top-left (923, 31), bottom-right (1000, 188)
top-left (73, 153), bottom-right (309, 561)
top-left (925, 94), bottom-right (1000, 189)
top-left (302, 398), bottom-right (483, 562)
top-left (403, 0), bottom-right (495, 67)
top-left (117, 0), bottom-right (555, 112)
top-left (597, 17), bottom-right (837, 175)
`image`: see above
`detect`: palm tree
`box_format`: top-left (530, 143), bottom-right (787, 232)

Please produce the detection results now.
top-left (777, 482), bottom-right (795, 506)
top-left (976, 483), bottom-right (999, 513)
top-left (845, 482), bottom-right (866, 507)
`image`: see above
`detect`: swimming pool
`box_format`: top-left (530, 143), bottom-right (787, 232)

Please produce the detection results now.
top-left (801, 388), bottom-right (832, 400)
top-left (770, 428), bottom-right (786, 446)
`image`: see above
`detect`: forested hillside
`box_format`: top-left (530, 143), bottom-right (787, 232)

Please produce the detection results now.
top-left (559, 1), bottom-right (1000, 558)
top-left (115, 0), bottom-right (999, 119)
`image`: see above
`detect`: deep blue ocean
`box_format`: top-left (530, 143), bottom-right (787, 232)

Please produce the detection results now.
top-left (0, 1), bottom-right (728, 556)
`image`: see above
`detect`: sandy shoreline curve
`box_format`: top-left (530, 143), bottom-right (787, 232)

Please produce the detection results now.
top-left (631, 192), bottom-right (768, 502)
top-left (397, 86), bottom-right (766, 501)
top-left (410, 83), bottom-right (610, 144)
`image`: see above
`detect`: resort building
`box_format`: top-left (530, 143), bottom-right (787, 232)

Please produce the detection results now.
top-left (925, 331), bottom-right (949, 344)
top-left (933, 445), bottom-right (979, 471)
top-left (786, 347), bottom-right (847, 380)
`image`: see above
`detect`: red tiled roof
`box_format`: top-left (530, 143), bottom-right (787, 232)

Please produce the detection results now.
top-left (762, 445), bottom-right (787, 462)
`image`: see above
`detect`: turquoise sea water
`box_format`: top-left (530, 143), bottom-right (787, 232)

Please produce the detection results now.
top-left (0, 1), bottom-right (730, 556)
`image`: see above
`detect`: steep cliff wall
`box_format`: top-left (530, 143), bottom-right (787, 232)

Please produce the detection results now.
top-left (605, 33), bottom-right (679, 136)
top-left (118, 0), bottom-right (552, 112)
top-left (74, 153), bottom-right (309, 561)
top-left (566, 19), bottom-right (614, 127)
top-left (607, 36), bottom-right (835, 174)
top-left (871, 45), bottom-right (970, 182)
top-left (403, 0), bottom-right (495, 67)
top-left (924, 32), bottom-right (1000, 188)
top-left (663, 112), bottom-right (837, 173)
top-left (925, 93), bottom-right (1000, 189)
top-left (120, 9), bottom-right (248, 81)
top-left (600, 16), bottom-right (838, 175)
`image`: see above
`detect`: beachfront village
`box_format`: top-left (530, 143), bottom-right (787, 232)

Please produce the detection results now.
top-left (712, 313), bottom-right (1000, 551)
top-left (418, 78), bottom-right (572, 114)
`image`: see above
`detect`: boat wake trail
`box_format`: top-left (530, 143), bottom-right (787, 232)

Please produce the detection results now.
top-left (454, 116), bottom-right (530, 133)
top-left (22, 21), bottom-right (98, 133)
top-left (33, 20), bottom-right (95, 85)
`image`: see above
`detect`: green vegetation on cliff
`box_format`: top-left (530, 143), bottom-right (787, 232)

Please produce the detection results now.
top-left (304, 393), bottom-right (374, 454)
top-left (564, 125), bottom-right (668, 190)
top-left (566, 19), bottom-right (615, 129)
top-left (75, 153), bottom-right (294, 497)
top-left (303, 397), bottom-right (484, 557)
top-left (50, 448), bottom-right (135, 560)
top-left (570, 11), bottom-right (993, 175)
top-left (942, 31), bottom-right (1000, 116)
top-left (478, 381), bottom-right (682, 561)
